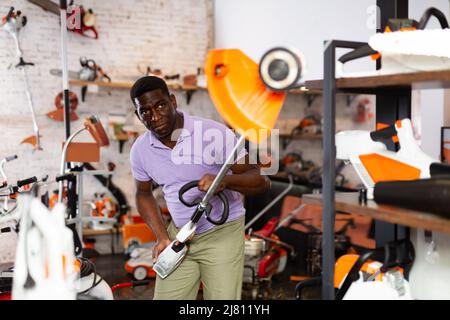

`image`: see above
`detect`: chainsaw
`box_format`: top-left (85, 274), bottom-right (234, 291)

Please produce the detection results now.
top-left (336, 118), bottom-right (450, 199)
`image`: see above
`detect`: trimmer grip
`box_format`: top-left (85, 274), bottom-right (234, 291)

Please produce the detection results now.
top-left (370, 125), bottom-right (397, 142)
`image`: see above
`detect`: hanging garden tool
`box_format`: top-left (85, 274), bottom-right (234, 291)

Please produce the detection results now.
top-left (46, 91), bottom-right (79, 122)
top-left (1, 7), bottom-right (41, 150)
top-left (27, 0), bottom-right (99, 39)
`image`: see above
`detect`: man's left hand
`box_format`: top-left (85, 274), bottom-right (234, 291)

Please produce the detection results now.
top-left (198, 174), bottom-right (227, 194)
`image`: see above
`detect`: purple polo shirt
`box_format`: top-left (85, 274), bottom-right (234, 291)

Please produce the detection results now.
top-left (130, 111), bottom-right (247, 234)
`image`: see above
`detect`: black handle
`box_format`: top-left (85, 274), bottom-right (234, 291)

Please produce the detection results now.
top-left (370, 124), bottom-right (397, 142)
top-left (338, 44), bottom-right (378, 64)
top-left (208, 192), bottom-right (229, 225)
top-left (430, 163), bottom-right (450, 177)
top-left (295, 277), bottom-right (321, 300)
top-left (418, 7), bottom-right (449, 30)
top-left (178, 180), bottom-right (230, 226)
top-left (17, 176), bottom-right (37, 187)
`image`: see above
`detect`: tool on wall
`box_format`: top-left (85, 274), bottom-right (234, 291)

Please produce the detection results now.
top-left (138, 65), bottom-right (162, 77)
top-left (281, 114), bottom-right (323, 149)
top-left (183, 67), bottom-right (206, 87)
top-left (27, 0), bottom-right (99, 39)
top-left (107, 113), bottom-right (129, 153)
top-left (1, 7), bottom-right (41, 150)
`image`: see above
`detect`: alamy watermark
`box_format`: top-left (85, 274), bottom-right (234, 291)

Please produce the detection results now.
top-left (169, 120), bottom-right (280, 175)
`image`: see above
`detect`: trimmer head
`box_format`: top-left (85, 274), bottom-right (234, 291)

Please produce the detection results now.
top-left (153, 240), bottom-right (188, 279)
top-left (205, 49), bottom-right (286, 143)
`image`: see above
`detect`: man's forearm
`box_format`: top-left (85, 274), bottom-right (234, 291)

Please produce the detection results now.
top-left (136, 192), bottom-right (169, 241)
top-left (223, 170), bottom-right (270, 195)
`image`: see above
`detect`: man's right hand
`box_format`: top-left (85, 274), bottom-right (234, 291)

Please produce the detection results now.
top-left (152, 238), bottom-right (172, 263)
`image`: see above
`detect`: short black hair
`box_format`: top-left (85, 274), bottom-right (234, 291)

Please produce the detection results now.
top-left (130, 76), bottom-right (170, 105)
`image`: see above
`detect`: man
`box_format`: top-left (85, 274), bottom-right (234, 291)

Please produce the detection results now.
top-left (129, 76), bottom-right (270, 300)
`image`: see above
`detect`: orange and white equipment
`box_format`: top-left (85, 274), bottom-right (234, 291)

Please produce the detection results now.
top-left (336, 118), bottom-right (437, 199)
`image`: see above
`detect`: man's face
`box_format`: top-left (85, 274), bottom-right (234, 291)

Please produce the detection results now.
top-left (134, 89), bottom-right (178, 139)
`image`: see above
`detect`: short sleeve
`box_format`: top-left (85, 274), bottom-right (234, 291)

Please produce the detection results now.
top-left (130, 143), bottom-right (152, 182)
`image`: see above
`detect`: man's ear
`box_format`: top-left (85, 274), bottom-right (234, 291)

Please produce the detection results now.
top-left (170, 93), bottom-right (177, 109)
